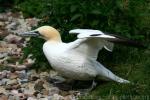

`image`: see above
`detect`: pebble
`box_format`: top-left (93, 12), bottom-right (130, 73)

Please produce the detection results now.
top-left (34, 80), bottom-right (45, 92)
top-left (27, 97), bottom-right (37, 100)
top-left (17, 70), bottom-right (28, 79)
top-left (9, 73), bottom-right (18, 79)
top-left (6, 79), bottom-right (18, 85)
top-left (4, 34), bottom-right (23, 44)
top-left (0, 69), bottom-right (80, 100)
top-left (0, 13), bottom-right (8, 21)
top-left (0, 87), bottom-right (6, 94)
top-left (0, 53), bottom-right (8, 59)
top-left (0, 21), bottom-right (5, 27)
top-left (0, 78), bottom-right (10, 85)
top-left (0, 11), bottom-right (80, 100)
top-left (52, 94), bottom-right (64, 100)
top-left (48, 87), bottom-right (60, 96)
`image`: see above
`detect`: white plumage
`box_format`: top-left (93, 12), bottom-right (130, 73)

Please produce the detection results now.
top-left (22, 26), bottom-right (131, 83)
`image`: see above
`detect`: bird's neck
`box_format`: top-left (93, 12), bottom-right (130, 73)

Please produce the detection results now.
top-left (47, 38), bottom-right (62, 43)
top-left (46, 34), bottom-right (62, 43)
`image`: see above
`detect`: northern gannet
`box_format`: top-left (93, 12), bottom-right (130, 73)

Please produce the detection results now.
top-left (21, 26), bottom-right (143, 84)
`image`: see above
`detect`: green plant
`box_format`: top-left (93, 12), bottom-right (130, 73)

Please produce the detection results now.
top-left (12, 0), bottom-right (150, 97)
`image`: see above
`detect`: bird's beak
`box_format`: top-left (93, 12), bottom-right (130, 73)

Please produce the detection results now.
top-left (20, 30), bottom-right (40, 37)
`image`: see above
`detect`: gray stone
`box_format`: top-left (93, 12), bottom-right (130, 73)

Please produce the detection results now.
top-left (7, 16), bottom-right (13, 22)
top-left (48, 87), bottom-right (60, 96)
top-left (0, 71), bottom-right (7, 79)
top-left (51, 94), bottom-right (64, 100)
top-left (37, 93), bottom-right (43, 99)
top-left (8, 72), bottom-right (18, 79)
top-left (23, 88), bottom-right (35, 95)
top-left (8, 95), bottom-right (15, 100)
top-left (17, 78), bottom-right (28, 84)
top-left (39, 97), bottom-right (49, 100)
top-left (34, 80), bottom-right (44, 92)
top-left (0, 21), bottom-right (5, 27)
top-left (6, 79), bottom-right (18, 85)
top-left (0, 13), bottom-right (8, 21)
top-left (0, 87), bottom-right (6, 94)
top-left (27, 97), bottom-right (37, 100)
top-left (1, 78), bottom-right (10, 85)
top-left (4, 34), bottom-right (22, 44)
top-left (40, 72), bottom-right (49, 79)
top-left (0, 53), bottom-right (8, 59)
top-left (17, 70), bottom-right (28, 79)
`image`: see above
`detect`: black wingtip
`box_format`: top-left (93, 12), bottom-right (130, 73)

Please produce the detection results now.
top-left (109, 39), bottom-right (146, 48)
top-left (90, 34), bottom-right (101, 36)
top-left (105, 33), bottom-right (147, 49)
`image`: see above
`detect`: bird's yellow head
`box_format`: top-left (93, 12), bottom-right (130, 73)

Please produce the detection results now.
top-left (21, 26), bottom-right (62, 42)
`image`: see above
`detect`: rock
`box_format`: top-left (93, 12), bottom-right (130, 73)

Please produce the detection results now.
top-left (60, 90), bottom-right (70, 96)
top-left (29, 75), bottom-right (39, 81)
top-left (28, 70), bottom-right (40, 81)
top-left (17, 70), bottom-right (28, 79)
top-left (42, 89), bottom-right (49, 96)
top-left (6, 21), bottom-right (19, 30)
top-left (0, 41), bottom-right (17, 49)
top-left (0, 21), bottom-right (5, 27)
top-left (37, 93), bottom-right (43, 99)
top-left (0, 29), bottom-right (9, 37)
top-left (27, 70), bottom-right (37, 76)
top-left (0, 87), bottom-right (6, 94)
top-left (0, 78), bottom-right (10, 85)
top-left (0, 94), bottom-right (8, 100)
top-left (0, 71), bottom-right (7, 79)
top-left (0, 81), bottom-right (2, 85)
top-left (18, 78), bottom-right (28, 84)
top-left (6, 79), bottom-right (18, 85)
top-left (34, 80), bottom-right (45, 92)
top-left (43, 81), bottom-right (52, 90)
top-left (24, 89), bottom-right (35, 96)
top-left (8, 94), bottom-right (20, 100)
top-left (9, 73), bottom-right (18, 79)
top-left (40, 72), bottom-right (49, 79)
top-left (51, 94), bottom-right (64, 100)
top-left (24, 58), bottom-right (35, 67)
top-left (4, 34), bottom-right (23, 44)
top-left (12, 84), bottom-right (21, 89)
top-left (8, 95), bottom-right (15, 100)
top-left (5, 85), bottom-right (12, 90)
top-left (49, 70), bottom-right (58, 78)
top-left (7, 15), bottom-right (13, 22)
top-left (48, 87), bottom-right (60, 96)
top-left (20, 83), bottom-right (28, 88)
top-left (14, 19), bottom-right (30, 34)
top-left (0, 13), bottom-right (8, 21)
top-left (0, 53), bottom-right (8, 59)
top-left (11, 89), bottom-right (18, 95)
top-left (23, 83), bottom-right (36, 95)
top-left (64, 95), bottom-right (76, 100)
top-left (27, 97), bottom-right (37, 100)
top-left (26, 18), bottom-right (40, 27)
top-left (39, 97), bottom-right (49, 100)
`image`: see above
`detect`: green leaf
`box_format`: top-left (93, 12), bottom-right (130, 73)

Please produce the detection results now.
top-left (70, 5), bottom-right (77, 13)
top-left (91, 10), bottom-right (101, 15)
top-left (71, 14), bottom-right (81, 21)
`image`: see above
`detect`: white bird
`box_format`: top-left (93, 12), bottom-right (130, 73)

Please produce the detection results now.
top-left (21, 26), bottom-right (142, 85)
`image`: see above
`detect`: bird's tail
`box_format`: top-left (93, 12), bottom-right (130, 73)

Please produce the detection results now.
top-left (95, 62), bottom-right (130, 84)
top-left (112, 75), bottom-right (130, 83)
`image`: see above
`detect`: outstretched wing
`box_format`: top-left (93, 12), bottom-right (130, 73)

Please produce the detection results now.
top-left (68, 29), bottom-right (144, 60)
